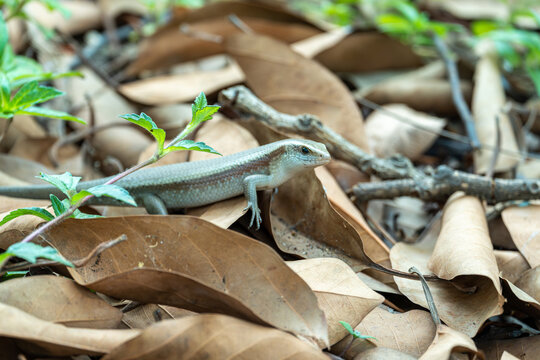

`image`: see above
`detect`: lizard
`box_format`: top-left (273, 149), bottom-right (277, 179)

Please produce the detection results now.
top-left (0, 139), bottom-right (331, 229)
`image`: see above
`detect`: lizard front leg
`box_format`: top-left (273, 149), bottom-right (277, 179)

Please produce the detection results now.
top-left (242, 174), bottom-right (273, 229)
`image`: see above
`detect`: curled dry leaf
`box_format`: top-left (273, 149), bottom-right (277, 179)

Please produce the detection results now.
top-left (501, 205), bottom-right (540, 268)
top-left (38, 216), bottom-right (329, 346)
top-left (364, 104), bottom-right (447, 160)
top-left (0, 275), bottom-right (122, 329)
top-left (419, 325), bottom-right (480, 360)
top-left (472, 45), bottom-right (520, 173)
top-left (0, 302), bottom-right (139, 356)
top-left (102, 314), bottom-right (328, 360)
top-left (501, 279), bottom-right (540, 319)
top-left (269, 170), bottom-right (376, 271)
top-left (287, 258), bottom-right (384, 345)
top-left (226, 33), bottom-right (369, 151)
top-left (332, 307), bottom-right (436, 359)
top-left (391, 195), bottom-right (504, 336)
top-left (494, 250), bottom-right (531, 283)
top-left (515, 267), bottom-right (539, 302)
top-left (354, 347), bottom-right (417, 360)
top-left (478, 335), bottom-right (540, 360)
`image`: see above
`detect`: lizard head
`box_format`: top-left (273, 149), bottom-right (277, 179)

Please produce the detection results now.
top-left (284, 139), bottom-right (331, 169)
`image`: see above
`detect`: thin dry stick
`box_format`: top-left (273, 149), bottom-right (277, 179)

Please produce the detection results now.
top-left (409, 266), bottom-right (441, 326)
top-left (432, 33), bottom-right (481, 150)
top-left (485, 114), bottom-right (502, 179)
top-left (0, 235), bottom-right (126, 275)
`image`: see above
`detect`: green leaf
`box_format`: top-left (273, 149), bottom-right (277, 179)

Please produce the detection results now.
top-left (1, 270), bottom-right (28, 281)
top-left (41, 0), bottom-right (72, 18)
top-left (339, 321), bottom-right (377, 340)
top-left (72, 210), bottom-right (101, 219)
top-left (471, 20), bottom-right (503, 36)
top-left (18, 106), bottom-right (85, 123)
top-left (0, 14), bottom-right (7, 56)
top-left (5, 242), bottom-right (73, 267)
top-left (339, 320), bottom-right (354, 334)
top-left (163, 139), bottom-right (221, 156)
top-left (376, 14), bottom-right (414, 35)
top-left (11, 70), bottom-right (83, 88)
top-left (0, 72), bottom-right (11, 111)
top-left (72, 184), bottom-right (137, 206)
top-left (38, 172), bottom-right (80, 198)
top-left (0, 207), bottom-right (54, 226)
top-left (175, 92), bottom-right (220, 141)
top-left (50, 194), bottom-right (69, 216)
top-left (119, 112), bottom-right (166, 152)
top-left (10, 81), bottom-right (63, 109)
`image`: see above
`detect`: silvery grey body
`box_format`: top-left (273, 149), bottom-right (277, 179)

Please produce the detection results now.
top-left (0, 139), bottom-right (331, 227)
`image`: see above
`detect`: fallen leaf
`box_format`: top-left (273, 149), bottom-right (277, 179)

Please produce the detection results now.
top-left (473, 45), bottom-right (520, 173)
top-left (514, 267), bottom-right (540, 302)
top-left (25, 0), bottom-right (101, 35)
top-left (0, 275), bottom-right (122, 329)
top-left (122, 304), bottom-right (196, 329)
top-left (494, 250), bottom-right (531, 283)
top-left (226, 33), bottom-right (369, 151)
top-left (391, 195), bottom-right (504, 336)
top-left (0, 302), bottom-right (139, 356)
top-left (419, 325), bottom-right (480, 360)
top-left (364, 104), bottom-right (447, 160)
top-left (353, 347), bottom-right (417, 359)
top-left (102, 314), bottom-right (328, 360)
top-left (478, 335), bottom-right (540, 360)
top-left (288, 258), bottom-right (384, 345)
top-left (332, 307), bottom-right (436, 358)
top-left (34, 216), bottom-right (328, 345)
top-left (270, 170), bottom-right (376, 271)
top-left (502, 205), bottom-right (540, 268)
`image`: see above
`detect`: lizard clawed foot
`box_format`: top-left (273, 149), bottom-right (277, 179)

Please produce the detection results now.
top-left (243, 202), bottom-right (262, 229)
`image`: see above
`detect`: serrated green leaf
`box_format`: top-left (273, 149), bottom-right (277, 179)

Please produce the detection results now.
top-left (72, 184), bottom-right (136, 206)
top-left (192, 91), bottom-right (208, 112)
top-left (0, 72), bottom-right (11, 111)
top-left (6, 56), bottom-right (43, 83)
top-left (5, 242), bottom-right (73, 267)
top-left (119, 112), bottom-right (165, 151)
top-left (11, 81), bottom-right (63, 109)
top-left (18, 106), bottom-right (85, 123)
top-left (49, 194), bottom-right (69, 216)
top-left (163, 139), bottom-right (221, 156)
top-left (72, 210), bottom-right (101, 219)
top-left (38, 172), bottom-right (80, 198)
top-left (0, 207), bottom-right (54, 226)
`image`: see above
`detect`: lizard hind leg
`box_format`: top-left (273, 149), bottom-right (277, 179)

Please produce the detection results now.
top-left (141, 194), bottom-right (168, 215)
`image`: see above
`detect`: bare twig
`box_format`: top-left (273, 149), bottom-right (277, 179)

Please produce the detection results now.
top-left (409, 266), bottom-right (441, 326)
top-left (432, 33), bottom-right (481, 150)
top-left (219, 86), bottom-right (421, 180)
top-left (352, 165), bottom-right (540, 203)
top-left (0, 235), bottom-right (126, 275)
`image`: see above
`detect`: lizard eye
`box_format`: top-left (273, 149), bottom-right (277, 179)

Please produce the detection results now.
top-left (301, 146), bottom-right (310, 154)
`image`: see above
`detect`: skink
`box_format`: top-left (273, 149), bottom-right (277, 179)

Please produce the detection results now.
top-left (0, 139), bottom-right (331, 228)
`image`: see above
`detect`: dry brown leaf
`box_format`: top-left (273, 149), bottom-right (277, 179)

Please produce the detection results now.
top-left (494, 250), bottom-right (531, 283)
top-left (287, 258), bottom-right (384, 345)
top-left (0, 302), bottom-right (139, 356)
top-left (391, 195), bottom-right (504, 336)
top-left (354, 347), bottom-right (417, 360)
top-left (291, 26), bottom-right (352, 58)
top-left (364, 104), bottom-right (447, 160)
top-left (120, 62), bottom-right (244, 105)
top-left (501, 351), bottom-right (521, 360)
top-left (472, 45), bottom-right (520, 173)
top-left (32, 216), bottom-right (328, 346)
top-left (501, 205), bottom-right (540, 268)
top-left (0, 275), bottom-right (122, 329)
top-left (478, 335), bottom-right (540, 360)
top-left (360, 78), bottom-right (472, 115)
top-left (126, 0), bottom-right (320, 74)
top-left (356, 272), bottom-right (400, 295)
top-left (226, 33), bottom-right (369, 151)
top-left (325, 160), bottom-right (369, 192)
top-left (25, 0), bottom-right (101, 35)
top-left (314, 166), bottom-right (390, 265)
top-left (122, 304), bottom-right (196, 329)
top-left (103, 314), bottom-right (328, 360)
top-left (269, 170), bottom-right (375, 272)
top-left (314, 32), bottom-right (422, 73)
top-left (419, 325), bottom-right (480, 360)
top-left (333, 307), bottom-right (436, 359)
top-left (98, 0), bottom-right (146, 20)
top-left (514, 267), bottom-right (540, 302)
